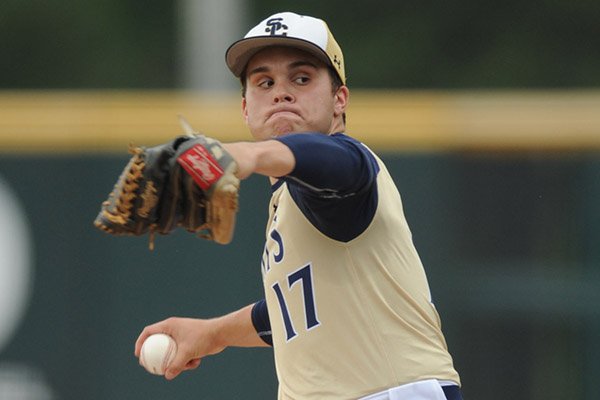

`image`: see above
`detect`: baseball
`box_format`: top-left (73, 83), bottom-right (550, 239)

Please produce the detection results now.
top-left (139, 333), bottom-right (177, 375)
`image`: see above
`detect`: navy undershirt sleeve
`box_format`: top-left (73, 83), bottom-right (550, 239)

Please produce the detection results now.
top-left (251, 299), bottom-right (273, 346)
top-left (275, 133), bottom-right (375, 194)
top-left (274, 133), bottom-right (380, 242)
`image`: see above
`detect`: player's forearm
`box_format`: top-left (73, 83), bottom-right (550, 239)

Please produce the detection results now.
top-left (212, 304), bottom-right (271, 349)
top-left (223, 140), bottom-right (295, 180)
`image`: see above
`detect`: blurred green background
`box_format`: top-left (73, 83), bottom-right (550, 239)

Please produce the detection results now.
top-left (2, 0), bottom-right (600, 89)
top-left (1, 1), bottom-right (599, 400)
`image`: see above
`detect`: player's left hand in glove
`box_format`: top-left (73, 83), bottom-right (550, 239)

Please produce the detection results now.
top-left (94, 132), bottom-right (240, 249)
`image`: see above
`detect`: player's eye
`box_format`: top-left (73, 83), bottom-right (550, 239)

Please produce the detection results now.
top-left (258, 78), bottom-right (274, 89)
top-left (293, 76), bottom-right (310, 85)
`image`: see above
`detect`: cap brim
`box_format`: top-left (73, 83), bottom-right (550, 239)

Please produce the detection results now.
top-left (225, 36), bottom-right (332, 78)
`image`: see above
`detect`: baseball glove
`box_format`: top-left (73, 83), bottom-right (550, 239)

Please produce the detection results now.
top-left (94, 132), bottom-right (239, 249)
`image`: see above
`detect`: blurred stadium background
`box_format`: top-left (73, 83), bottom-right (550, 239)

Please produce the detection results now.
top-left (1, 1), bottom-right (599, 399)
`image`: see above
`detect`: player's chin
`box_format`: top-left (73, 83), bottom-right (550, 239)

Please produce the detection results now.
top-left (267, 116), bottom-right (305, 136)
top-left (252, 121), bottom-right (304, 140)
top-left (272, 123), bottom-right (306, 138)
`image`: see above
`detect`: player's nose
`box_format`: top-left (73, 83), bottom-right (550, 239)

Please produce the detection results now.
top-left (272, 83), bottom-right (295, 103)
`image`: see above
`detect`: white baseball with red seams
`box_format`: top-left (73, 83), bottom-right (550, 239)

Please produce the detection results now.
top-left (140, 333), bottom-right (177, 375)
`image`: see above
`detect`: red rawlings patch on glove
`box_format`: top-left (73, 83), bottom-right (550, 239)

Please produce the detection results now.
top-left (177, 144), bottom-right (224, 190)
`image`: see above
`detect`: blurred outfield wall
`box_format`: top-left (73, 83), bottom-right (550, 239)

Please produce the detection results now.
top-left (1, 90), bottom-right (600, 152)
top-left (0, 90), bottom-right (599, 400)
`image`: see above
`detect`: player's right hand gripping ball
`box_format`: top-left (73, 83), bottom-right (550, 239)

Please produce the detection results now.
top-left (94, 134), bottom-right (240, 248)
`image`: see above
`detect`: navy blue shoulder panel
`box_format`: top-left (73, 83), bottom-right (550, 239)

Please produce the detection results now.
top-left (275, 133), bottom-right (380, 242)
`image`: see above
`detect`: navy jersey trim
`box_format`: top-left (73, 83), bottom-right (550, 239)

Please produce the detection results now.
top-left (274, 133), bottom-right (380, 242)
top-left (271, 179), bottom-right (285, 193)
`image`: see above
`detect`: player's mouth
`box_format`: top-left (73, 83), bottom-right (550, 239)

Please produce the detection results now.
top-left (267, 107), bottom-right (301, 121)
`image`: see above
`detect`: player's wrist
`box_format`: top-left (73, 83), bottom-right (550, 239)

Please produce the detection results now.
top-left (208, 304), bottom-right (265, 349)
top-left (205, 316), bottom-right (230, 354)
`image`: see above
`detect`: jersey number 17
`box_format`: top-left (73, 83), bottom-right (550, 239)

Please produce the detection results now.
top-left (272, 264), bottom-right (321, 342)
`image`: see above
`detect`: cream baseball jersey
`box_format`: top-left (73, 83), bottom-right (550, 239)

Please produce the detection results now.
top-left (254, 133), bottom-right (460, 399)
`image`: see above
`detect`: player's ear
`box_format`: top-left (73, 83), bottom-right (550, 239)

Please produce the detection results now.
top-left (241, 97), bottom-right (249, 124)
top-left (333, 86), bottom-right (349, 118)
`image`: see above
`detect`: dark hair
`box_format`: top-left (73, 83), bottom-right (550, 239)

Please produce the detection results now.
top-left (240, 66), bottom-right (346, 125)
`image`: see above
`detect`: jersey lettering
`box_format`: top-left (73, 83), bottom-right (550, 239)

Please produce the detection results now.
top-left (261, 246), bottom-right (270, 273)
top-left (271, 264), bottom-right (320, 342)
top-left (270, 229), bottom-right (284, 263)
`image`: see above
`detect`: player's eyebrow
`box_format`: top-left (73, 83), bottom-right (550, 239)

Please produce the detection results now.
top-left (288, 60), bottom-right (318, 71)
top-left (247, 65), bottom-right (270, 78)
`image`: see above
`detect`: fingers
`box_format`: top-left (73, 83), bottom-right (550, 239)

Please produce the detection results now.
top-left (134, 320), bottom-right (170, 357)
top-left (135, 317), bottom-right (206, 381)
top-left (185, 358), bottom-right (202, 370)
top-left (163, 343), bottom-right (187, 380)
top-left (165, 354), bottom-right (202, 380)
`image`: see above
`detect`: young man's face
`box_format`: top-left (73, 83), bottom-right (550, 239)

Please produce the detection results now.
top-left (241, 46), bottom-right (348, 141)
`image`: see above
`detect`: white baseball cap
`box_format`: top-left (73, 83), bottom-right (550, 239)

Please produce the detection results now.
top-left (225, 12), bottom-right (346, 85)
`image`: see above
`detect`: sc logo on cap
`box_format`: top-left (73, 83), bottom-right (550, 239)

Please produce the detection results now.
top-left (265, 18), bottom-right (288, 36)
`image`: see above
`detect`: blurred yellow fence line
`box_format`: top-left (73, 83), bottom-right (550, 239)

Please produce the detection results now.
top-left (1, 89), bottom-right (599, 153)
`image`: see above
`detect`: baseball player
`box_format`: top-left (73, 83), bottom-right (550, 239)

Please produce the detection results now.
top-left (134, 12), bottom-right (463, 400)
